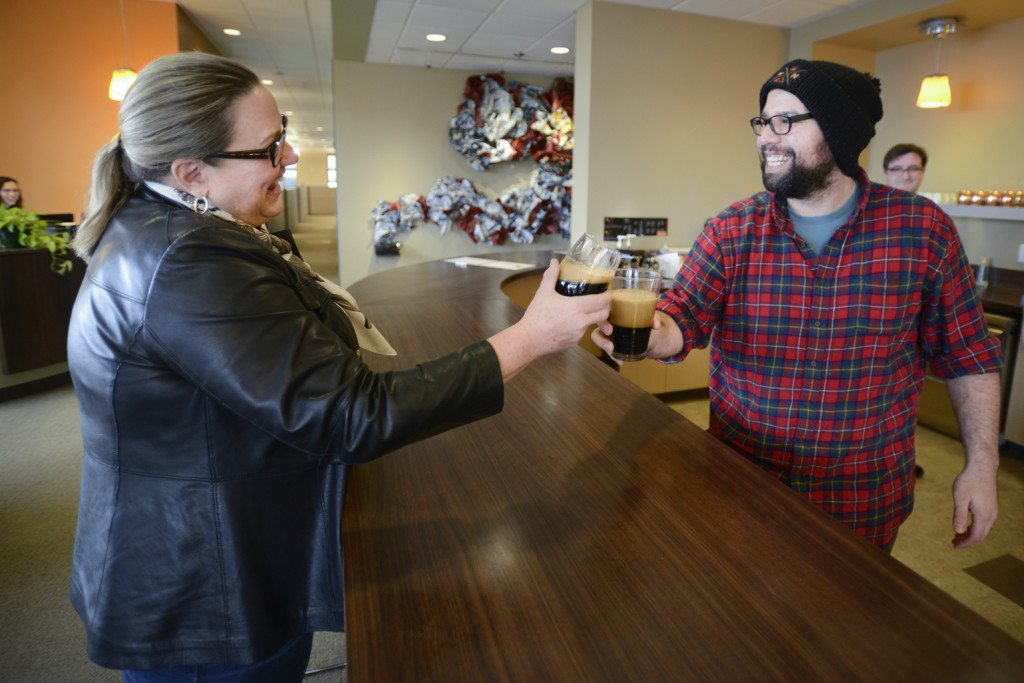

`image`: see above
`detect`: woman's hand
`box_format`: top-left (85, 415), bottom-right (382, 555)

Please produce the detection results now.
top-left (489, 259), bottom-right (611, 380)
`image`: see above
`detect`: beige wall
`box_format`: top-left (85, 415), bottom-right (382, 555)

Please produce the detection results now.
top-left (333, 61), bottom-right (569, 286)
top-left (574, 2), bottom-right (787, 252)
top-left (869, 17), bottom-right (1024, 267)
top-left (297, 150), bottom-right (330, 187)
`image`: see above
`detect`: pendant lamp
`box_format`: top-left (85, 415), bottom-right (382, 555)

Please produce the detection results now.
top-left (108, 0), bottom-right (137, 101)
top-left (916, 17), bottom-right (958, 109)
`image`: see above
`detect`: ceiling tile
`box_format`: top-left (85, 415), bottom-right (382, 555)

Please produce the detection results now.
top-left (462, 33), bottom-right (537, 56)
top-left (374, 1), bottom-right (414, 23)
top-left (608, 0), bottom-right (679, 7)
top-left (480, 11), bottom-right (559, 37)
top-left (408, 3), bottom-right (491, 30)
top-left (743, 0), bottom-right (846, 27)
top-left (491, 0), bottom-right (580, 21)
top-left (673, 0), bottom-right (778, 22)
top-left (419, 0), bottom-right (503, 10)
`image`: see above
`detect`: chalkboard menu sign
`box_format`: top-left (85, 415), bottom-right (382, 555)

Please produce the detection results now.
top-left (603, 217), bottom-right (668, 240)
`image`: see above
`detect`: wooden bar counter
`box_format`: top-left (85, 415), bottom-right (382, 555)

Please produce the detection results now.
top-left (344, 251), bottom-right (1024, 681)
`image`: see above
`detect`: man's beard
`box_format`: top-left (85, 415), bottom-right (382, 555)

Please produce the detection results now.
top-left (760, 138), bottom-right (837, 200)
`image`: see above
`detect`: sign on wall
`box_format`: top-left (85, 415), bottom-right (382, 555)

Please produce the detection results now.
top-left (603, 217), bottom-right (669, 240)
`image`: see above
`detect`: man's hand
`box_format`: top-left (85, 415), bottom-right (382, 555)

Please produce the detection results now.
top-left (946, 372), bottom-right (1001, 549)
top-left (951, 463), bottom-right (998, 549)
top-left (592, 310), bottom-right (682, 365)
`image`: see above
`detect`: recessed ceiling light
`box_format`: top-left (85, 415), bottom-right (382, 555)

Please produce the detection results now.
top-left (550, 46), bottom-right (570, 55)
top-left (223, 28), bottom-right (241, 36)
top-left (315, 126), bottom-right (324, 132)
top-left (261, 79), bottom-right (273, 85)
top-left (283, 110), bottom-right (295, 116)
top-left (426, 34), bottom-right (447, 42)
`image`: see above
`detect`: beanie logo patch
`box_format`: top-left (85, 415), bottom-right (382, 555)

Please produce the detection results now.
top-left (770, 65), bottom-right (805, 87)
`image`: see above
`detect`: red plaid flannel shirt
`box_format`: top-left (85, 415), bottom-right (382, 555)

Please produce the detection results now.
top-left (658, 170), bottom-right (1002, 546)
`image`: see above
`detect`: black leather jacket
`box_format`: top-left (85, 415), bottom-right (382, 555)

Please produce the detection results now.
top-left (68, 190), bottom-right (504, 669)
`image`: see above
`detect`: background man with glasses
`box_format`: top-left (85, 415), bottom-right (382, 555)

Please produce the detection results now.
top-left (593, 59), bottom-right (1002, 554)
top-left (883, 142), bottom-right (928, 193)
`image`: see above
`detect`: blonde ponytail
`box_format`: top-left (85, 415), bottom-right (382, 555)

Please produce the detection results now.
top-left (74, 139), bottom-right (133, 261)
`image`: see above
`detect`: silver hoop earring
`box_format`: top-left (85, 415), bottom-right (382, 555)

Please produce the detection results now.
top-left (192, 196), bottom-right (210, 214)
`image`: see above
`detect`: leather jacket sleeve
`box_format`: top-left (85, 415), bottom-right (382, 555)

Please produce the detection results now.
top-left (143, 225), bottom-right (504, 463)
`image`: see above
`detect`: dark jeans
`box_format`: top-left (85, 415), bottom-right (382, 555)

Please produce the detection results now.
top-left (122, 632), bottom-right (313, 683)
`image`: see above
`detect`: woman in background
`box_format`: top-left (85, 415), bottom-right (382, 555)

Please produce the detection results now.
top-left (1, 176), bottom-right (22, 208)
top-left (68, 51), bottom-right (609, 682)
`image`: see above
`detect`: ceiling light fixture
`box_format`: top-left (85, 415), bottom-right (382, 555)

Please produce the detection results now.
top-left (108, 0), bottom-right (137, 101)
top-left (916, 17), bottom-right (959, 109)
top-left (550, 46), bottom-right (570, 55)
top-left (223, 28), bottom-right (242, 36)
top-left (426, 33), bottom-right (447, 42)
top-left (261, 79), bottom-right (274, 85)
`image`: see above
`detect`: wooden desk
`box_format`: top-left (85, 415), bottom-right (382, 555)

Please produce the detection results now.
top-left (344, 252), bottom-right (1024, 680)
top-left (0, 248), bottom-right (84, 374)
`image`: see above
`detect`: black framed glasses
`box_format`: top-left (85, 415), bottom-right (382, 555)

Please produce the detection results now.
top-left (750, 113), bottom-right (813, 135)
top-left (886, 165), bottom-right (924, 174)
top-left (207, 114), bottom-right (288, 167)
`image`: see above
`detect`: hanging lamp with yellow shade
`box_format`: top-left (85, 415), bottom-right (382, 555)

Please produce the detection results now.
top-left (916, 17), bottom-right (959, 109)
top-left (108, 0), bottom-right (137, 101)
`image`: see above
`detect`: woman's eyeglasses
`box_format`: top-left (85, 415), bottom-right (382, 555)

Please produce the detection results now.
top-left (207, 115), bottom-right (288, 167)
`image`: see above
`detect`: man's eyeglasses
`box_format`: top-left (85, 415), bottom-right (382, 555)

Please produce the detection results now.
top-left (750, 113), bottom-right (814, 136)
top-left (207, 115), bottom-right (288, 167)
top-left (886, 165), bottom-right (923, 174)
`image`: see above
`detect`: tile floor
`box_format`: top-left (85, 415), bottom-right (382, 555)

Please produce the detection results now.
top-left (664, 392), bottom-right (1024, 645)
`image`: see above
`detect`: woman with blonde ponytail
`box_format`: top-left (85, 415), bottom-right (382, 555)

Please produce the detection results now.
top-left (68, 52), bottom-right (608, 681)
top-left (74, 138), bottom-right (131, 259)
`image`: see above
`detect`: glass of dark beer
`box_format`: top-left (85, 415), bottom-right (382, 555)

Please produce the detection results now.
top-left (556, 233), bottom-right (621, 296)
top-left (609, 268), bottom-right (661, 361)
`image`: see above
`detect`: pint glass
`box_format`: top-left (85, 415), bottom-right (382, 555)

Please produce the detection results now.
top-left (609, 268), bottom-right (661, 361)
top-left (556, 234), bottom-right (621, 296)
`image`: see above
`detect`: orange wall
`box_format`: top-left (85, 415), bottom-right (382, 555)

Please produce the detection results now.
top-left (1, 0), bottom-right (178, 220)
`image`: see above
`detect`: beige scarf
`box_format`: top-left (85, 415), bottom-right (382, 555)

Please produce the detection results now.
top-left (145, 181), bottom-right (396, 356)
top-left (246, 227), bottom-right (396, 356)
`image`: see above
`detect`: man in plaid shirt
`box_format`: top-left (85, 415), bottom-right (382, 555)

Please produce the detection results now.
top-left (594, 60), bottom-right (1002, 551)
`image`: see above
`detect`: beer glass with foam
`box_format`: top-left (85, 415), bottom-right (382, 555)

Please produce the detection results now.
top-left (609, 269), bottom-right (661, 361)
top-left (556, 233), bottom-right (621, 296)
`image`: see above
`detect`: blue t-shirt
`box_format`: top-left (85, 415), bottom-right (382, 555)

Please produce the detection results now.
top-left (790, 186), bottom-right (858, 256)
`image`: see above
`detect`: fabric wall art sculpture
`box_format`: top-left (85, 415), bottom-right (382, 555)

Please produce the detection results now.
top-left (372, 74), bottom-right (574, 249)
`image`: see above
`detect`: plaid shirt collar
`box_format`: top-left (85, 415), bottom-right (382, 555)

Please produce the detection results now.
top-left (768, 166), bottom-right (872, 235)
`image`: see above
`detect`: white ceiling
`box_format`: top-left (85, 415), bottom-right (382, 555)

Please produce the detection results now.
top-left (164, 0), bottom-right (874, 153)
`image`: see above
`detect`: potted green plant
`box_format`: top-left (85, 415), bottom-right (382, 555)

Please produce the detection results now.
top-left (0, 206), bottom-right (74, 274)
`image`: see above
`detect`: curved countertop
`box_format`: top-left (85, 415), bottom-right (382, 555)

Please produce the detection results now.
top-left (344, 251), bottom-right (1024, 680)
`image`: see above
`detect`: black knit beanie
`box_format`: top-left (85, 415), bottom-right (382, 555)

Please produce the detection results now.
top-left (759, 59), bottom-right (883, 177)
